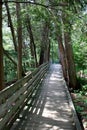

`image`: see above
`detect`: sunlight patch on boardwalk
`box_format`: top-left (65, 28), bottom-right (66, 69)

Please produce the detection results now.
top-left (11, 64), bottom-right (75, 130)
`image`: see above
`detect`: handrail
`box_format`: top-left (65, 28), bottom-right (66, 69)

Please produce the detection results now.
top-left (0, 62), bottom-right (49, 130)
top-left (64, 82), bottom-right (82, 130)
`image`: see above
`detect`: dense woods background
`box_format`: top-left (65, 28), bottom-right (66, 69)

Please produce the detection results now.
top-left (0, 0), bottom-right (87, 128)
top-left (0, 0), bottom-right (87, 90)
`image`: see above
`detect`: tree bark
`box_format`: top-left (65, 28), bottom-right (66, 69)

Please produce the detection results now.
top-left (58, 35), bottom-right (68, 82)
top-left (0, 1), bottom-right (4, 90)
top-left (39, 21), bottom-right (50, 65)
top-left (39, 48), bottom-right (44, 65)
top-left (16, 3), bottom-right (22, 79)
top-left (26, 15), bottom-right (37, 67)
top-left (62, 4), bottom-right (78, 89)
top-left (64, 32), bottom-right (78, 89)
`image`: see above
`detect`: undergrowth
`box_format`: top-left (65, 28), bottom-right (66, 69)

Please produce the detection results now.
top-left (71, 77), bottom-right (87, 129)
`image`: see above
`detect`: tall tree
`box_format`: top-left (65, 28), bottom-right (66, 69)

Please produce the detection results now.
top-left (16, 3), bottom-right (22, 79)
top-left (63, 10), bottom-right (78, 89)
top-left (56, 12), bottom-right (68, 82)
top-left (48, 0), bottom-right (78, 88)
top-left (5, 1), bottom-right (17, 52)
top-left (39, 21), bottom-right (50, 65)
top-left (64, 30), bottom-right (78, 89)
top-left (58, 35), bottom-right (68, 82)
top-left (0, 1), bottom-right (4, 90)
top-left (26, 14), bottom-right (38, 67)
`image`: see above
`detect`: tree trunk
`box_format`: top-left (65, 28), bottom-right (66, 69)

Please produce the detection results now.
top-left (58, 35), bottom-right (68, 82)
top-left (44, 27), bottom-right (50, 63)
top-left (26, 15), bottom-right (37, 67)
top-left (61, 5), bottom-right (78, 89)
top-left (64, 32), bottom-right (78, 89)
top-left (0, 1), bottom-right (4, 90)
top-left (39, 48), bottom-right (44, 65)
top-left (16, 3), bottom-right (22, 79)
top-left (39, 21), bottom-right (50, 65)
top-left (44, 42), bottom-right (50, 62)
top-left (5, 2), bottom-right (17, 52)
top-left (3, 48), bottom-right (17, 66)
top-left (48, 41), bottom-right (50, 61)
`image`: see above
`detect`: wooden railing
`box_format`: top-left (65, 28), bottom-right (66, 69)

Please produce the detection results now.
top-left (0, 62), bottom-right (49, 130)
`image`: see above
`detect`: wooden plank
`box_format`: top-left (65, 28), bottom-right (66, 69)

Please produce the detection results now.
top-left (0, 62), bottom-right (49, 129)
top-left (0, 67), bottom-right (45, 117)
top-left (10, 64), bottom-right (76, 130)
top-left (64, 82), bottom-right (82, 130)
top-left (0, 84), bottom-right (31, 117)
top-left (0, 70), bottom-right (46, 129)
top-left (0, 63), bottom-right (47, 104)
top-left (0, 62), bottom-right (48, 104)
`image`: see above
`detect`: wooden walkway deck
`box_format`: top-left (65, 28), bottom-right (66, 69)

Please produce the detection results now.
top-left (10, 64), bottom-right (76, 130)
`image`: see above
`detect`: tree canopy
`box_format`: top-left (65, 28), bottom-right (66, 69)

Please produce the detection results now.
top-left (0, 0), bottom-right (87, 128)
top-left (0, 0), bottom-right (87, 89)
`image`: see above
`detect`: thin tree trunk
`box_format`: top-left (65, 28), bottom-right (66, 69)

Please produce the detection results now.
top-left (44, 23), bottom-right (50, 63)
top-left (3, 49), bottom-right (17, 66)
top-left (58, 35), bottom-right (68, 82)
top-left (39, 48), bottom-right (44, 65)
top-left (5, 1), bottom-right (17, 51)
top-left (48, 41), bottom-right (50, 61)
top-left (16, 3), bottom-right (22, 79)
top-left (57, 16), bottom-right (68, 82)
top-left (26, 15), bottom-right (37, 67)
top-left (22, 3), bottom-right (35, 67)
top-left (0, 1), bottom-right (4, 90)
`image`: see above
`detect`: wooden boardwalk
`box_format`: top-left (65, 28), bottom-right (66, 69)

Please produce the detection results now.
top-left (10, 64), bottom-right (76, 130)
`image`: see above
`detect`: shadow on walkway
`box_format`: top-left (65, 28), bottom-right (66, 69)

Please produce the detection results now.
top-left (11, 64), bottom-right (75, 130)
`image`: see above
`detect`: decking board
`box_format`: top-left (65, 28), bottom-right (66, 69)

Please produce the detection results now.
top-left (11, 64), bottom-right (76, 130)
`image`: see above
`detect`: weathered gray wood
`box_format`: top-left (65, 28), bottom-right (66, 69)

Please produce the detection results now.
top-left (0, 62), bottom-right (49, 130)
top-left (64, 82), bottom-right (82, 130)
top-left (10, 64), bottom-right (81, 130)
top-left (0, 63), bottom-right (48, 105)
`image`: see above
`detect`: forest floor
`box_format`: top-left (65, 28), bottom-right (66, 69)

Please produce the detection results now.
top-left (71, 92), bottom-right (87, 130)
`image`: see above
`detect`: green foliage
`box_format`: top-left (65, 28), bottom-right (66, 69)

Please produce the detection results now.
top-left (82, 85), bottom-right (87, 91)
top-left (79, 85), bottom-right (87, 95)
top-left (75, 77), bottom-right (87, 96)
top-left (77, 77), bottom-right (87, 86)
top-left (2, 0), bottom-right (87, 86)
top-left (72, 12), bottom-right (87, 72)
top-left (50, 38), bottom-right (59, 63)
top-left (75, 105), bottom-right (84, 113)
top-left (4, 56), bottom-right (17, 82)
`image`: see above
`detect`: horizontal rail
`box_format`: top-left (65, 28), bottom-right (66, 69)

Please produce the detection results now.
top-left (64, 82), bottom-right (82, 130)
top-left (0, 62), bottom-right (49, 130)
